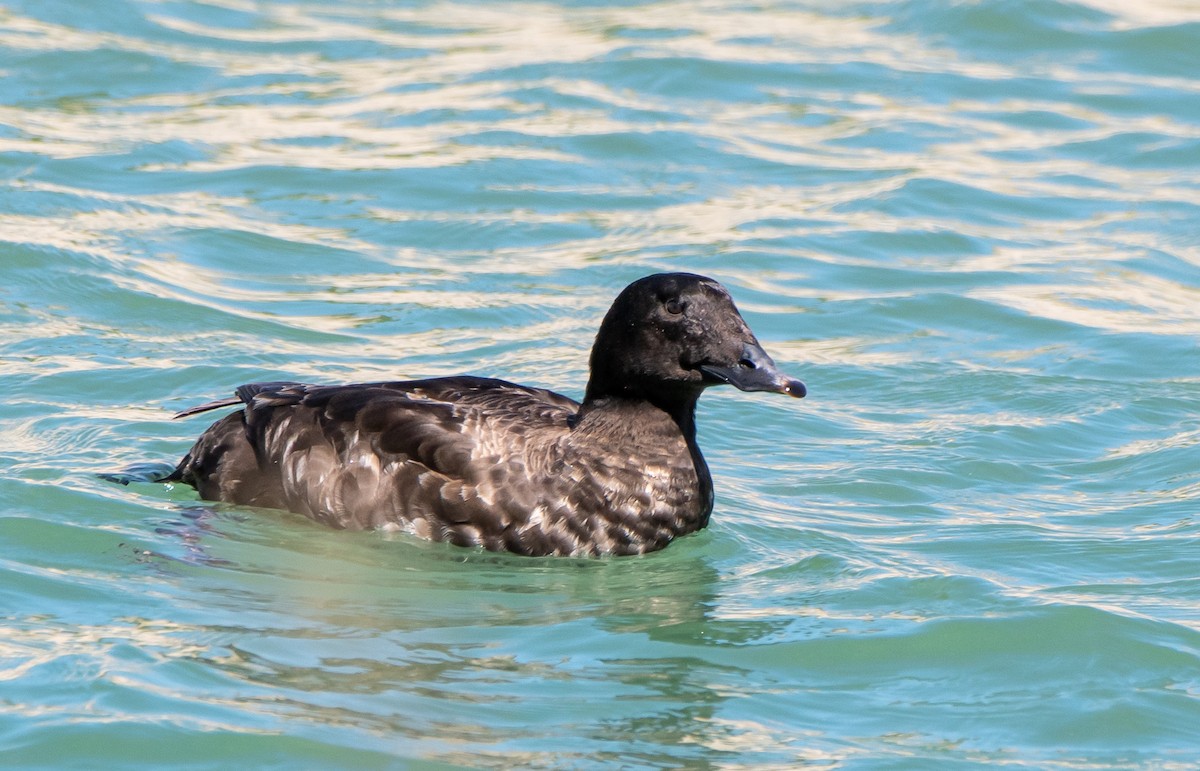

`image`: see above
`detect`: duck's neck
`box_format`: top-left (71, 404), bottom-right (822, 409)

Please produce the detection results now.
top-left (578, 385), bottom-right (701, 443)
top-left (576, 388), bottom-right (714, 518)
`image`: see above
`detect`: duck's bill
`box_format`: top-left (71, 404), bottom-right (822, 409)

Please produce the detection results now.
top-left (698, 342), bottom-right (806, 398)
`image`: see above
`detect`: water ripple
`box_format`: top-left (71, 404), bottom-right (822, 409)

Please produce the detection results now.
top-left (4, 0), bottom-right (1200, 767)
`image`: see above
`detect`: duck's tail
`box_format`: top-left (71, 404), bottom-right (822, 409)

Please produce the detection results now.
top-left (98, 461), bottom-right (183, 486)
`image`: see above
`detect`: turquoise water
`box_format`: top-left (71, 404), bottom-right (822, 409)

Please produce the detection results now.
top-left (2, 0), bottom-right (1199, 766)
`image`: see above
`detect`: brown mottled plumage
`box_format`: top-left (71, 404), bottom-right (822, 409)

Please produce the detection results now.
top-left (162, 273), bottom-right (805, 556)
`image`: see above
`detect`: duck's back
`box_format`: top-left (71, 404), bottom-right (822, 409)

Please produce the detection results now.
top-left (169, 377), bottom-right (710, 555)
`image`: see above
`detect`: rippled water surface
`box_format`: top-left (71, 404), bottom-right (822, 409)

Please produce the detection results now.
top-left (3, 0), bottom-right (1200, 767)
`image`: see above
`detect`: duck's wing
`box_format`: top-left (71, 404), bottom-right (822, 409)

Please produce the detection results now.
top-left (175, 377), bottom-right (578, 424)
top-left (244, 376), bottom-right (580, 479)
top-left (173, 377), bottom-right (584, 549)
top-left (172, 381), bottom-right (303, 419)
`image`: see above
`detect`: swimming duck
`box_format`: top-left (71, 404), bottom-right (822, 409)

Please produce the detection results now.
top-left (164, 272), bottom-right (805, 556)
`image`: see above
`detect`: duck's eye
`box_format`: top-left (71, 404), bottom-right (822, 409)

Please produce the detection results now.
top-left (664, 298), bottom-right (684, 315)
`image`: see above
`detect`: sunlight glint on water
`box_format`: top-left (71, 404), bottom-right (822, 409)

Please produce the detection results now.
top-left (1, 0), bottom-right (1199, 767)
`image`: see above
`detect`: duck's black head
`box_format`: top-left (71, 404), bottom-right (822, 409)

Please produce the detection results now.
top-left (584, 272), bottom-right (806, 407)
